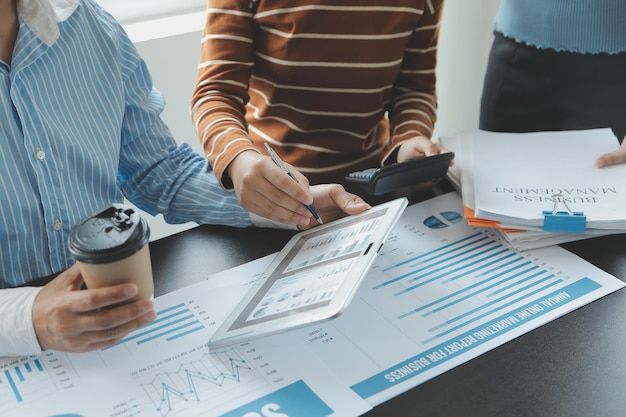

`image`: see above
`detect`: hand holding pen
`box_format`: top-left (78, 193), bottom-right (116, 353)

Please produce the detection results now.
top-left (264, 143), bottom-right (323, 224)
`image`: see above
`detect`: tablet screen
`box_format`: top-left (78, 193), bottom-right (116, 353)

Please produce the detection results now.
top-left (208, 197), bottom-right (408, 348)
top-left (230, 208), bottom-right (387, 330)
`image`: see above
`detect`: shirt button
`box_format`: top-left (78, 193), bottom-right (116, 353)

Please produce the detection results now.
top-left (52, 221), bottom-right (63, 231)
top-left (35, 149), bottom-right (46, 161)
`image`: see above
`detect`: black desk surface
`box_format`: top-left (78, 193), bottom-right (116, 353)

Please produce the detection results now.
top-left (149, 186), bottom-right (626, 417)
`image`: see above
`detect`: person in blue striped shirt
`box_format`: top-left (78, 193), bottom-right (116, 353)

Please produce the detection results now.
top-left (0, 0), bottom-right (370, 356)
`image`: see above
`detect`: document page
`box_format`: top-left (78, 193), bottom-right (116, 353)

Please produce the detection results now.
top-left (472, 128), bottom-right (626, 229)
top-left (5, 192), bottom-right (622, 416)
top-left (440, 130), bottom-right (619, 249)
top-left (0, 275), bottom-right (372, 417)
top-left (287, 192), bottom-right (625, 405)
top-left (183, 192), bottom-right (624, 407)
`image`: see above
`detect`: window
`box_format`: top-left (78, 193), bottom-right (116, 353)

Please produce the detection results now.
top-left (97, 0), bottom-right (205, 25)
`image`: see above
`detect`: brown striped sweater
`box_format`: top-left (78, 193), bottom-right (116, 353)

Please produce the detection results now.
top-left (191, 0), bottom-right (443, 188)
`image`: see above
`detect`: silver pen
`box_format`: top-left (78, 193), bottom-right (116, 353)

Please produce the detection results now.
top-left (263, 143), bottom-right (323, 224)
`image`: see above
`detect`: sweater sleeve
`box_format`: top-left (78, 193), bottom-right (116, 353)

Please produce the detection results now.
top-left (191, 0), bottom-right (260, 190)
top-left (385, 0), bottom-right (444, 159)
top-left (0, 287), bottom-right (43, 357)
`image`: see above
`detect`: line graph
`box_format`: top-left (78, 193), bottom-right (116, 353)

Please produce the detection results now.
top-left (140, 348), bottom-right (256, 416)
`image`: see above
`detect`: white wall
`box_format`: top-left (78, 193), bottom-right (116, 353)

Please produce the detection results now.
top-left (132, 29), bottom-right (205, 241)
top-left (98, 0), bottom-right (205, 25)
top-left (433, 0), bottom-right (500, 140)
top-left (105, 0), bottom-right (501, 241)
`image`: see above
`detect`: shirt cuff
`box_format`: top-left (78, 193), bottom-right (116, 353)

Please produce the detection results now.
top-left (0, 287), bottom-right (44, 357)
top-left (249, 212), bottom-right (298, 230)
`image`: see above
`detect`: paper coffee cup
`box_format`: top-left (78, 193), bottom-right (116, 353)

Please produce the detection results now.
top-left (68, 204), bottom-right (153, 301)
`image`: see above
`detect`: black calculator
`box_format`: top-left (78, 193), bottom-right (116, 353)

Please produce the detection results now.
top-left (344, 152), bottom-right (454, 195)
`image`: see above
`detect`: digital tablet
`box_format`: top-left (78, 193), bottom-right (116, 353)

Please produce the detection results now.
top-left (208, 197), bottom-right (408, 348)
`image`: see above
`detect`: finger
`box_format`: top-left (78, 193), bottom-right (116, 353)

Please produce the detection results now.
top-left (326, 184), bottom-right (371, 215)
top-left (78, 298), bottom-right (156, 333)
top-left (438, 143), bottom-right (452, 155)
top-left (263, 163), bottom-right (314, 205)
top-left (300, 184), bottom-right (370, 229)
top-left (251, 172), bottom-right (311, 215)
top-left (420, 140), bottom-right (442, 156)
top-left (87, 306), bottom-right (156, 346)
top-left (251, 193), bottom-right (313, 226)
top-left (397, 137), bottom-right (432, 162)
top-left (48, 264), bottom-right (85, 291)
top-left (67, 308), bottom-right (157, 353)
top-left (340, 195), bottom-right (371, 215)
top-left (72, 283), bottom-right (141, 313)
top-left (285, 163), bottom-right (311, 187)
top-left (242, 185), bottom-right (312, 226)
top-left (233, 158), bottom-right (316, 225)
top-left (595, 149), bottom-right (626, 168)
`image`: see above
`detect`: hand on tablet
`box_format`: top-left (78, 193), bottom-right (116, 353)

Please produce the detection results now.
top-left (303, 184), bottom-right (371, 229)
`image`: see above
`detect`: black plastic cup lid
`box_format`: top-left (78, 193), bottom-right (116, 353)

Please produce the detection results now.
top-left (68, 204), bottom-right (150, 264)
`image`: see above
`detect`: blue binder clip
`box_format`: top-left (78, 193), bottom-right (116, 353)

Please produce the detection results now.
top-left (542, 194), bottom-right (586, 233)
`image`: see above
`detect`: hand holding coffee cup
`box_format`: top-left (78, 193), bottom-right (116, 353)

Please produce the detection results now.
top-left (68, 204), bottom-right (154, 301)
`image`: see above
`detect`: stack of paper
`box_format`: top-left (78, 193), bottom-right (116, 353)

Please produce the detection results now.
top-left (439, 128), bottom-right (626, 250)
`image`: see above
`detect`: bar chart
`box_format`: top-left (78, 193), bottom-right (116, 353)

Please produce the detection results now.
top-left (0, 353), bottom-right (78, 415)
top-left (291, 193), bottom-right (624, 404)
top-left (110, 302), bottom-right (206, 347)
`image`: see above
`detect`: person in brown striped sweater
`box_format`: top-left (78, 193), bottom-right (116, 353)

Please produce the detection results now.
top-left (191, 0), bottom-right (449, 219)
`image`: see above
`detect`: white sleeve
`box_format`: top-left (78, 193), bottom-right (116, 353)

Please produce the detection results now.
top-left (0, 287), bottom-right (44, 357)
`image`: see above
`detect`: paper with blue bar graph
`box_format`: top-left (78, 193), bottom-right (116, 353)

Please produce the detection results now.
top-left (285, 192), bottom-right (625, 405)
top-left (1, 192), bottom-right (623, 416)
top-left (0, 275), bottom-right (371, 416)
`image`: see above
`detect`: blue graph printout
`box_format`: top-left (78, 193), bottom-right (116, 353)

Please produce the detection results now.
top-left (285, 192), bottom-right (625, 405)
top-left (0, 279), bottom-right (371, 416)
top-left (1, 192), bottom-right (623, 416)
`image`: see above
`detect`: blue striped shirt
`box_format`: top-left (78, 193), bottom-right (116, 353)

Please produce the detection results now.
top-left (0, 0), bottom-right (254, 287)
